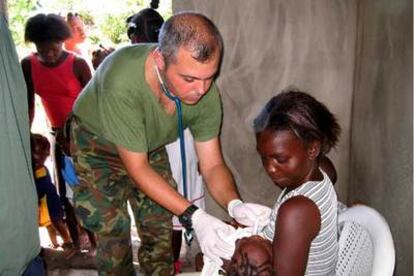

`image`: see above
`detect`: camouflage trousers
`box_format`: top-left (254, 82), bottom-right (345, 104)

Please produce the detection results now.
top-left (70, 116), bottom-right (176, 276)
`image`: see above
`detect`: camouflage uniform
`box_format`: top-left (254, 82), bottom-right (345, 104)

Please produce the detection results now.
top-left (70, 116), bottom-right (176, 276)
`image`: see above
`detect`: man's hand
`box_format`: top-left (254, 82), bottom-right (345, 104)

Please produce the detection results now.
top-left (192, 209), bottom-right (236, 265)
top-left (228, 199), bottom-right (271, 229)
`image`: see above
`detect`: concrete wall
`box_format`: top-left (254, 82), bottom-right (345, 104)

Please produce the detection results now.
top-left (174, 0), bottom-right (356, 212)
top-left (175, 0), bottom-right (412, 274)
top-left (350, 0), bottom-right (413, 275)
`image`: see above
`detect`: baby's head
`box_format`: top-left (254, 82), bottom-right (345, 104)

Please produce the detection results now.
top-left (31, 133), bottom-right (50, 169)
top-left (225, 235), bottom-right (274, 275)
top-left (254, 90), bottom-right (341, 189)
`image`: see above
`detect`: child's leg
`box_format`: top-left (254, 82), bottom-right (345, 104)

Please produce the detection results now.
top-left (84, 228), bottom-right (97, 257)
top-left (172, 229), bottom-right (182, 262)
top-left (172, 229), bottom-right (183, 273)
top-left (43, 182), bottom-right (73, 247)
top-left (46, 225), bottom-right (59, 248)
top-left (61, 197), bottom-right (81, 249)
top-left (85, 228), bottom-right (97, 248)
top-left (77, 226), bottom-right (97, 254)
top-left (54, 143), bottom-right (82, 249)
top-left (52, 219), bottom-right (72, 245)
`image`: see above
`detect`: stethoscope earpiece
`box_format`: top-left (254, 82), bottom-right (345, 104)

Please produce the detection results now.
top-left (154, 65), bottom-right (173, 100)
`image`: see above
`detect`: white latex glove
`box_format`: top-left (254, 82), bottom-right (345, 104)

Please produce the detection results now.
top-left (192, 209), bottom-right (236, 265)
top-left (228, 199), bottom-right (272, 229)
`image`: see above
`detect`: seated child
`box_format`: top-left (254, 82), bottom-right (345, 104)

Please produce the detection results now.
top-left (31, 133), bottom-right (73, 249)
top-left (208, 90), bottom-right (341, 276)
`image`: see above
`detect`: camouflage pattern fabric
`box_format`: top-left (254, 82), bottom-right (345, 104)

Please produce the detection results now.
top-left (70, 116), bottom-right (176, 276)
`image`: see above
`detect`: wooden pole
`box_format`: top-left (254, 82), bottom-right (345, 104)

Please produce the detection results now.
top-left (0, 0), bottom-right (7, 20)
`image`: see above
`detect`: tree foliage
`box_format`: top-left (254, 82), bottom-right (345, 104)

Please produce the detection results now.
top-left (8, 0), bottom-right (171, 48)
top-left (100, 13), bottom-right (130, 44)
top-left (8, 0), bottom-right (39, 45)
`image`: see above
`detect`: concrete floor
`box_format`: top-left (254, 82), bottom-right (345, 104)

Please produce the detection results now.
top-left (40, 225), bottom-right (198, 275)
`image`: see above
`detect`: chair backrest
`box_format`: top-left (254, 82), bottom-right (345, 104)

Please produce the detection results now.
top-left (335, 205), bottom-right (395, 276)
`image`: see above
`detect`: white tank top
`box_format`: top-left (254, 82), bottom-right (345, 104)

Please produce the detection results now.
top-left (262, 169), bottom-right (338, 276)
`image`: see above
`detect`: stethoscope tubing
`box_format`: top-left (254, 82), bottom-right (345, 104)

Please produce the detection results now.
top-left (154, 65), bottom-right (188, 200)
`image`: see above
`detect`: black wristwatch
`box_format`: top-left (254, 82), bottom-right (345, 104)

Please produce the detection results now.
top-left (178, 204), bottom-right (199, 230)
top-left (178, 204), bottom-right (199, 245)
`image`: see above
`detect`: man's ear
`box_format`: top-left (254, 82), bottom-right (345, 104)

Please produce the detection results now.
top-left (308, 141), bottom-right (321, 160)
top-left (153, 48), bottom-right (166, 70)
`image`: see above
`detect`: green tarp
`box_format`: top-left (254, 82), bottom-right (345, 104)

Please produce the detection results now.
top-left (0, 13), bottom-right (40, 275)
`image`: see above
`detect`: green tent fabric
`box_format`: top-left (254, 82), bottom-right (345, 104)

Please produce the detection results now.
top-left (0, 14), bottom-right (40, 275)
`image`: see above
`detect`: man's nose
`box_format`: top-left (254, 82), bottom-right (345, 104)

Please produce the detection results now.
top-left (195, 81), bottom-right (209, 95)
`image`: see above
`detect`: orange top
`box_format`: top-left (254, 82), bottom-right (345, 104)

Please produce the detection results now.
top-left (30, 53), bottom-right (82, 128)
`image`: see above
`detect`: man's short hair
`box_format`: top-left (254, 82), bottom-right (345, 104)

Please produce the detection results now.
top-left (158, 12), bottom-right (223, 65)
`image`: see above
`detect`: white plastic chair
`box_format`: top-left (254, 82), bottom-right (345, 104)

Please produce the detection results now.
top-left (335, 204), bottom-right (395, 276)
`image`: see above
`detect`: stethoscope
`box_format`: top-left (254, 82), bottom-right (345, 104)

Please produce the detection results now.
top-left (154, 65), bottom-right (188, 201)
top-left (155, 65), bottom-right (197, 245)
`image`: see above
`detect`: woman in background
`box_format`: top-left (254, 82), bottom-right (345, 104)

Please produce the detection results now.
top-left (64, 13), bottom-right (88, 57)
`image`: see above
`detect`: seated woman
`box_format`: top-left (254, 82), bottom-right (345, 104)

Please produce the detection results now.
top-left (205, 90), bottom-right (341, 276)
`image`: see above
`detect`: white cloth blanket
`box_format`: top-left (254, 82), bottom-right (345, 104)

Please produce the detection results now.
top-left (201, 227), bottom-right (257, 276)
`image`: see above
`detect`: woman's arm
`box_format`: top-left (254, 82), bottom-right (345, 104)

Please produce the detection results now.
top-left (21, 57), bottom-right (35, 126)
top-left (272, 196), bottom-right (321, 276)
top-left (73, 56), bottom-right (92, 87)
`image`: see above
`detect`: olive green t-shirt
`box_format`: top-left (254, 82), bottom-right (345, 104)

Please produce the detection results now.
top-left (73, 44), bottom-right (222, 152)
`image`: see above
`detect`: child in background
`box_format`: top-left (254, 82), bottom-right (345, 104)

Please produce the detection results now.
top-left (91, 44), bottom-right (114, 70)
top-left (38, 193), bottom-right (58, 248)
top-left (126, 8), bottom-right (164, 43)
top-left (31, 133), bottom-right (73, 249)
top-left (211, 90), bottom-right (341, 275)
